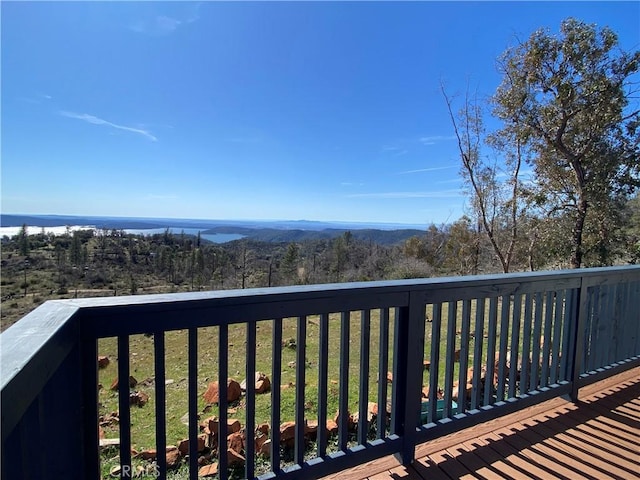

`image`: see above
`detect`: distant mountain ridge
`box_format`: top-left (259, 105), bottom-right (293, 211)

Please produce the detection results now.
top-left (0, 214), bottom-right (425, 245)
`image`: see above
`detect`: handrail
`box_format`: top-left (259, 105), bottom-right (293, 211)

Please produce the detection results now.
top-left (2, 266), bottom-right (639, 480)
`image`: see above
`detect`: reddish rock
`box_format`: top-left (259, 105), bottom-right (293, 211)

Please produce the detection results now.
top-left (241, 372), bottom-right (271, 394)
top-left (258, 438), bottom-right (271, 457)
top-left (110, 375), bottom-right (138, 391)
top-left (202, 379), bottom-right (242, 404)
top-left (201, 416), bottom-right (218, 436)
top-left (227, 448), bottom-right (245, 466)
top-left (334, 410), bottom-right (355, 431)
top-left (136, 449), bottom-right (157, 461)
top-left (97, 356), bottom-right (110, 369)
top-left (165, 447), bottom-right (181, 468)
top-left (227, 432), bottom-right (244, 453)
top-left (280, 421), bottom-right (296, 442)
top-left (177, 435), bottom-right (206, 456)
top-left (256, 377), bottom-right (271, 394)
top-left (305, 420), bottom-right (318, 440)
top-left (452, 382), bottom-right (473, 402)
top-left (129, 391), bottom-right (149, 407)
top-left (325, 420), bottom-right (338, 435)
top-left (256, 423), bottom-right (269, 436)
top-left (198, 463), bottom-right (218, 477)
top-left (227, 418), bottom-right (241, 434)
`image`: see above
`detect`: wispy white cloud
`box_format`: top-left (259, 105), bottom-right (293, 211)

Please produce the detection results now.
top-left (129, 4), bottom-right (201, 36)
top-left (419, 135), bottom-right (456, 145)
top-left (347, 190), bottom-right (462, 199)
top-left (60, 111), bottom-right (157, 141)
top-left (18, 93), bottom-right (53, 104)
top-left (397, 165), bottom-right (457, 175)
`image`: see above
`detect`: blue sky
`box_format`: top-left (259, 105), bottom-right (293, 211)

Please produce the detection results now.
top-left (2, 2), bottom-right (639, 227)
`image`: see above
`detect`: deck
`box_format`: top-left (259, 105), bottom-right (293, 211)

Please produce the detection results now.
top-left (326, 367), bottom-right (640, 480)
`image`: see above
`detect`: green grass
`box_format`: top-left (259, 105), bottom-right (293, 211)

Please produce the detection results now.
top-left (98, 311), bottom-right (397, 451)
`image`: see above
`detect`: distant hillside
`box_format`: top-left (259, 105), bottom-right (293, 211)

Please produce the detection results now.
top-left (1, 214), bottom-right (425, 245)
top-left (204, 226), bottom-right (424, 245)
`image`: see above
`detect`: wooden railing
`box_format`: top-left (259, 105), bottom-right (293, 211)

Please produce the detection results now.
top-left (2, 266), bottom-right (639, 480)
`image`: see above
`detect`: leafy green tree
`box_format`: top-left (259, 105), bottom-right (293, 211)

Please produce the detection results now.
top-left (493, 18), bottom-right (640, 268)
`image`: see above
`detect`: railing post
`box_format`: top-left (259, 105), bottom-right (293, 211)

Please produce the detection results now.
top-left (81, 335), bottom-right (100, 480)
top-left (569, 276), bottom-right (589, 401)
top-left (392, 291), bottom-right (425, 466)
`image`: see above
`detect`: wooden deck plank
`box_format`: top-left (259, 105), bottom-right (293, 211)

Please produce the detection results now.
top-left (446, 442), bottom-right (508, 480)
top-left (545, 413), bottom-right (640, 473)
top-left (425, 449), bottom-right (480, 480)
top-left (518, 415), bottom-right (636, 479)
top-left (428, 450), bottom-right (478, 479)
top-left (320, 368), bottom-right (640, 480)
top-left (492, 424), bottom-right (582, 479)
top-left (411, 456), bottom-right (456, 480)
top-left (480, 432), bottom-right (562, 480)
top-left (513, 419), bottom-right (616, 480)
top-left (461, 437), bottom-right (535, 479)
top-left (367, 465), bottom-right (423, 480)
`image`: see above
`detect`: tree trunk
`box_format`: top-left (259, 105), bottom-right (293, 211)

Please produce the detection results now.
top-left (570, 198), bottom-right (588, 269)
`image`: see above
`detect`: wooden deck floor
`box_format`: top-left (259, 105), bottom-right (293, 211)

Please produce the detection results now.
top-left (322, 367), bottom-right (640, 480)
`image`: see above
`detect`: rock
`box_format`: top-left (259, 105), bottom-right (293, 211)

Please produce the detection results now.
top-left (136, 449), bottom-right (157, 460)
top-left (227, 419), bottom-right (241, 434)
top-left (240, 372), bottom-right (271, 394)
top-left (110, 375), bottom-right (138, 391)
top-left (203, 379), bottom-right (242, 404)
top-left (280, 421), bottom-right (296, 442)
top-left (386, 371), bottom-right (393, 383)
top-left (305, 420), bottom-right (318, 440)
top-left (325, 420), bottom-right (338, 435)
top-left (227, 448), bottom-right (245, 466)
top-left (227, 431), bottom-right (244, 453)
top-left (177, 435), bottom-right (206, 456)
top-left (422, 386), bottom-right (430, 398)
top-left (423, 360), bottom-right (431, 370)
top-left (452, 381), bottom-right (473, 402)
top-left (98, 356), bottom-right (110, 369)
top-left (367, 402), bottom-right (378, 421)
top-left (199, 463), bottom-right (218, 477)
top-left (334, 410), bottom-right (355, 431)
top-left (256, 377), bottom-right (271, 394)
top-left (200, 416), bottom-right (217, 434)
top-left (258, 438), bottom-right (271, 457)
top-left (129, 391), bottom-right (149, 407)
top-left (256, 423), bottom-right (269, 436)
top-left (165, 447), bottom-right (182, 468)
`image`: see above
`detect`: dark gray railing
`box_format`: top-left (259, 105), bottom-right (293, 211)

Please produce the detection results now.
top-left (2, 266), bottom-right (639, 480)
